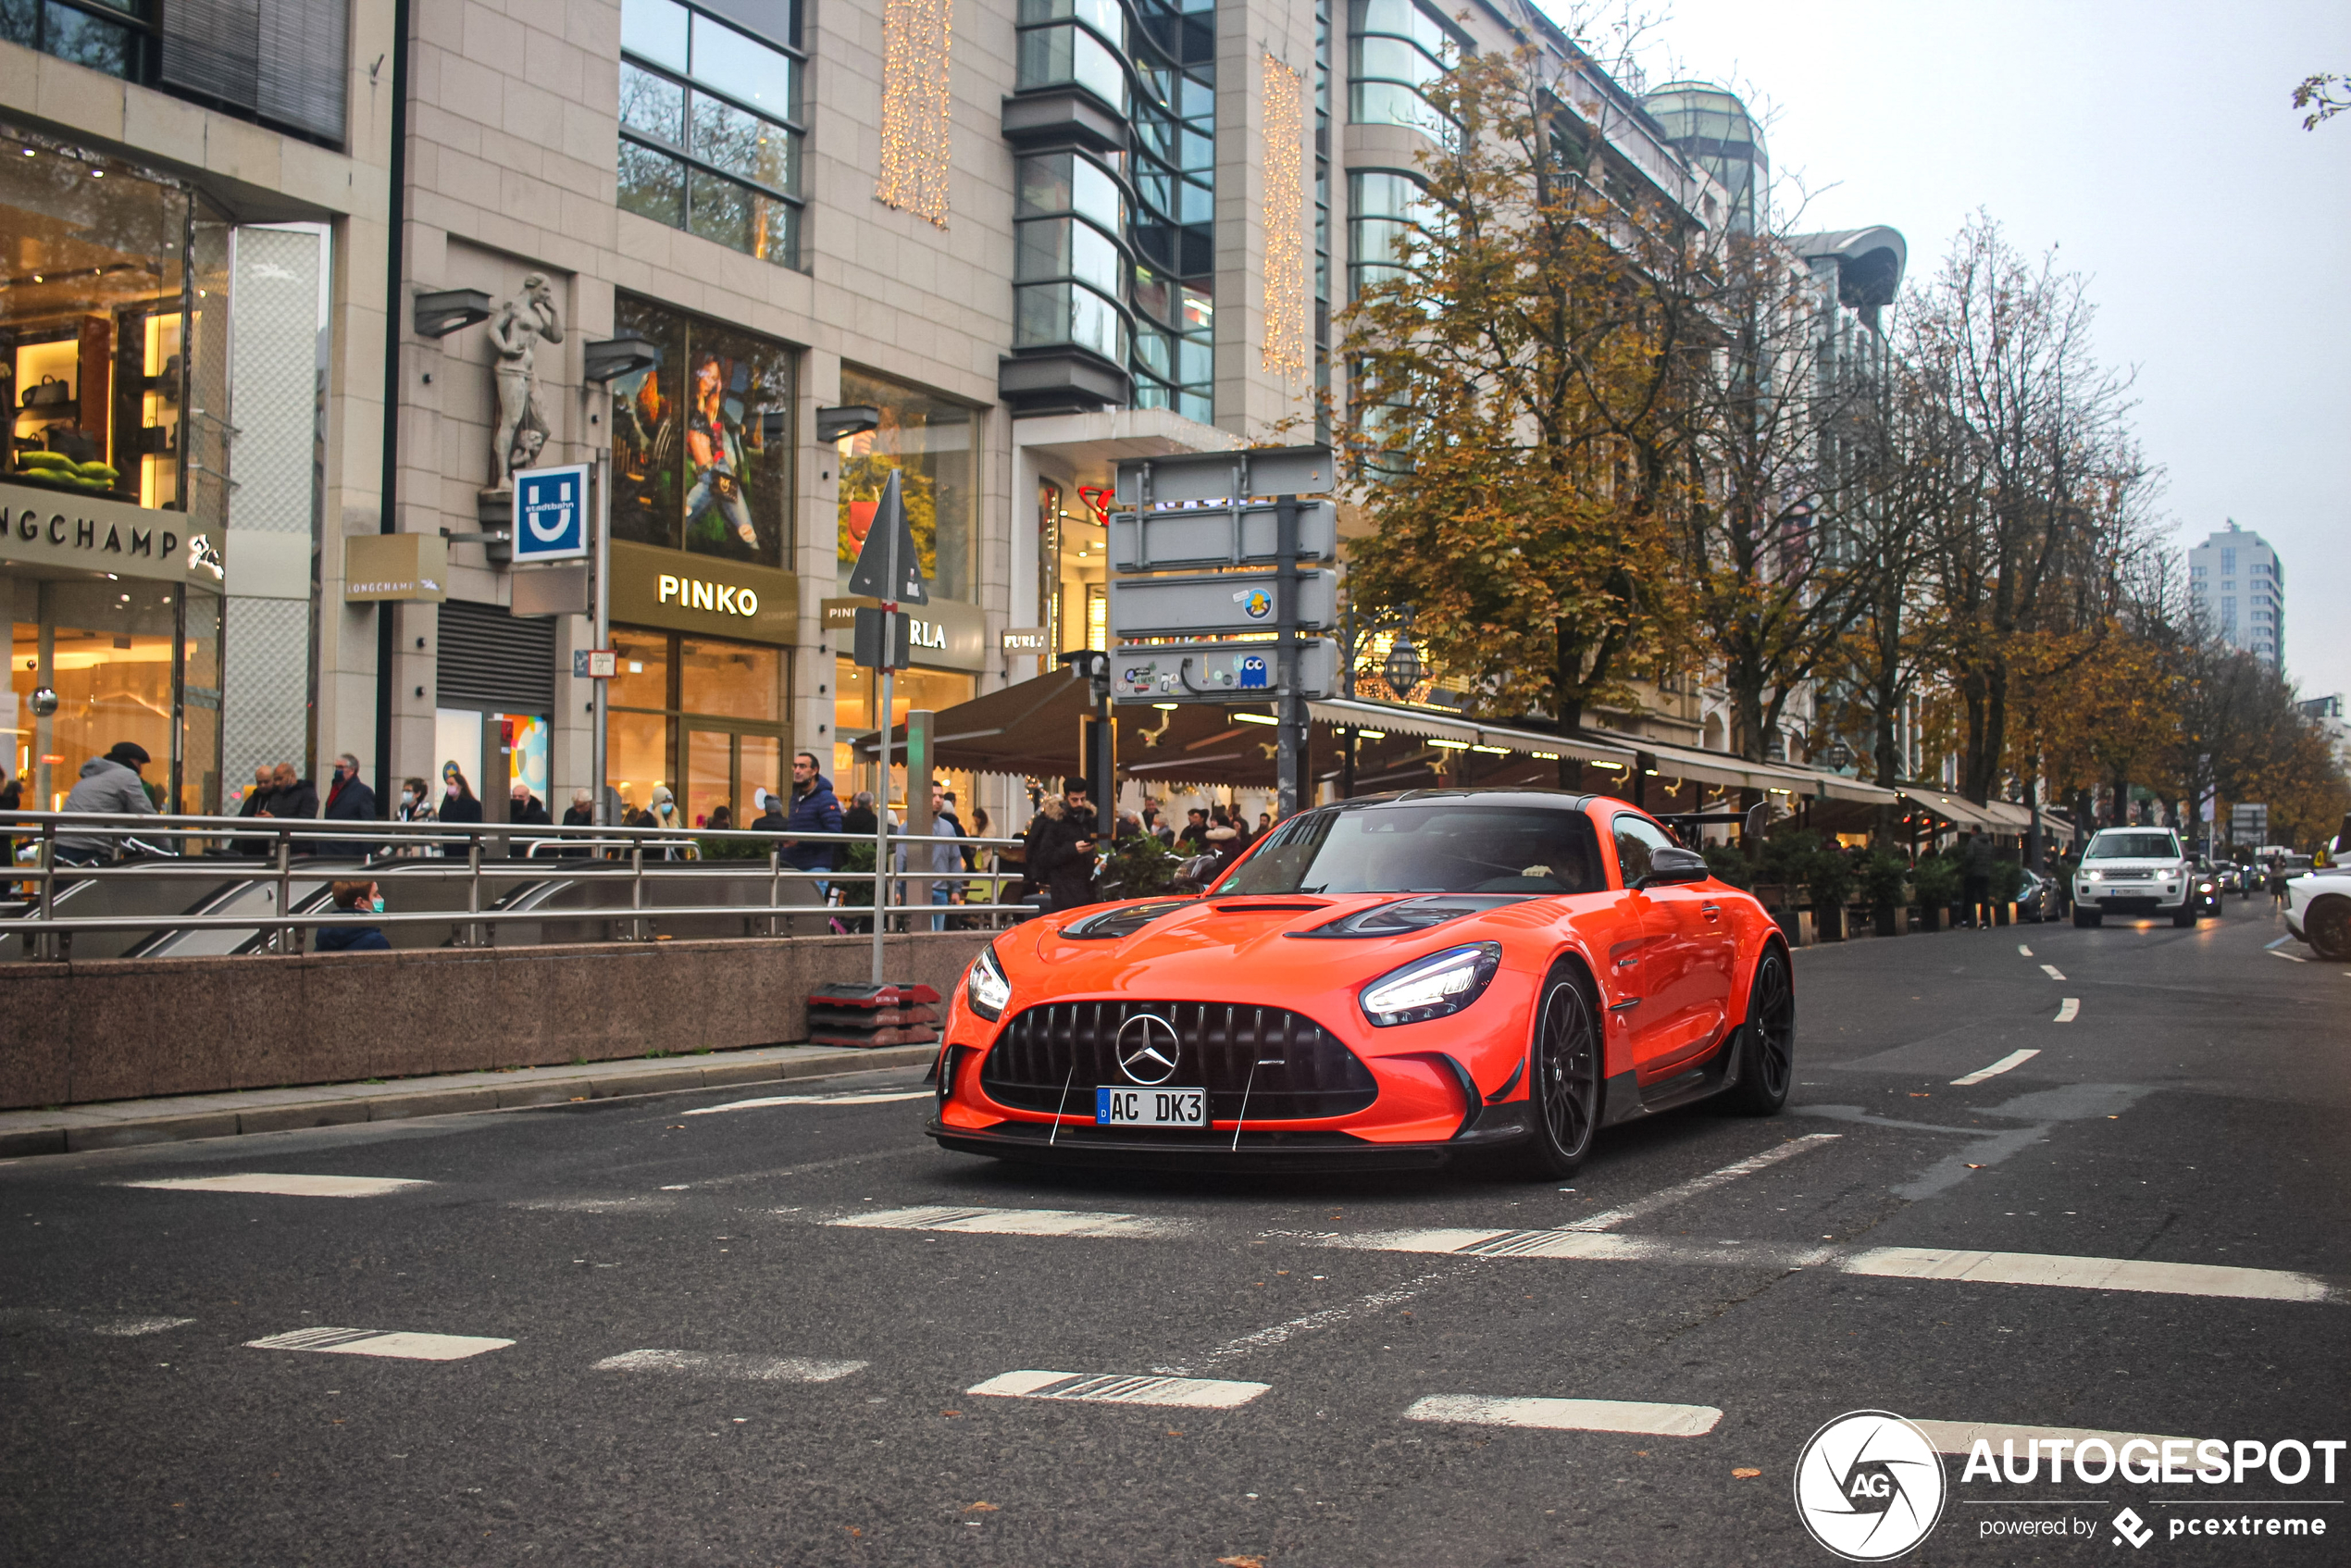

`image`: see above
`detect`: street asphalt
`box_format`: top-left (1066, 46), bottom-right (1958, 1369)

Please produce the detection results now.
top-left (3, 895), bottom-right (2345, 1567)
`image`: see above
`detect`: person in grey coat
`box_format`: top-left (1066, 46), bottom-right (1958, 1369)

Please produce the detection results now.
top-left (56, 742), bottom-right (157, 863)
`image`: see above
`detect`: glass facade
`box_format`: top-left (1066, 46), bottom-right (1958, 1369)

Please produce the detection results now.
top-left (617, 0), bottom-right (805, 268)
top-left (834, 367), bottom-right (979, 603)
top-left (607, 625), bottom-right (792, 828)
top-left (1348, 168), bottom-right (1427, 300)
top-left (1347, 0), bottom-right (1461, 131)
top-left (0, 2), bottom-right (152, 86)
top-left (608, 294), bottom-right (796, 569)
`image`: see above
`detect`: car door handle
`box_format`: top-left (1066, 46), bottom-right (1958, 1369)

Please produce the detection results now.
top-left (1608, 998), bottom-right (1642, 1011)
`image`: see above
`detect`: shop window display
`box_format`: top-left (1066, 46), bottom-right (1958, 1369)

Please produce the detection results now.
top-left (609, 294), bottom-right (794, 568)
top-left (835, 367), bottom-right (977, 604)
top-left (608, 626), bottom-right (790, 828)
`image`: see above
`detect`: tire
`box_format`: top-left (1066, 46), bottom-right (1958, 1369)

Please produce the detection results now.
top-left (1507, 963), bottom-right (1602, 1179)
top-left (2172, 906), bottom-right (2196, 928)
top-left (2309, 899), bottom-right (2351, 962)
top-left (1720, 947), bottom-right (1795, 1116)
top-left (2072, 906), bottom-right (2102, 927)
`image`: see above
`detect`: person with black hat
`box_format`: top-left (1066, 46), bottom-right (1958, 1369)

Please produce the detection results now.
top-left (1024, 776), bottom-right (1101, 912)
top-left (56, 741), bottom-right (158, 863)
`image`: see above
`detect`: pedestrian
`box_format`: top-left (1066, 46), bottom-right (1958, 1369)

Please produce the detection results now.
top-left (1177, 807), bottom-right (1210, 854)
top-left (751, 788), bottom-right (788, 832)
top-left (55, 741), bottom-right (158, 864)
top-left (315, 879), bottom-right (392, 952)
top-left (781, 751), bottom-right (845, 895)
top-left (2267, 857), bottom-right (2288, 912)
top-left (1258, 810), bottom-right (1273, 835)
top-left (438, 763), bottom-right (484, 823)
top-left (1024, 776), bottom-right (1100, 912)
top-left (1960, 828), bottom-right (1993, 928)
top-left (323, 753), bottom-right (379, 822)
top-left (1206, 806), bottom-right (1242, 870)
top-left (842, 789), bottom-right (879, 839)
top-left (562, 789), bottom-right (594, 827)
top-left (705, 803), bottom-right (732, 832)
top-left (925, 782), bottom-right (966, 930)
top-left (262, 762), bottom-right (318, 821)
top-left (0, 763), bottom-right (19, 815)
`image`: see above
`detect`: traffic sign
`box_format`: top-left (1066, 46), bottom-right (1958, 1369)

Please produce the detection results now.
top-left (1113, 444), bottom-right (1333, 506)
top-left (1109, 569), bottom-right (1336, 639)
top-left (1109, 500), bottom-right (1337, 572)
top-left (574, 649), bottom-right (618, 678)
top-left (1113, 640), bottom-right (1337, 703)
top-left (512, 464), bottom-right (591, 563)
top-left (844, 468), bottom-right (929, 606)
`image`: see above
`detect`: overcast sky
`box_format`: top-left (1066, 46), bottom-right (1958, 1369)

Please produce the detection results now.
top-left (1576, 0), bottom-right (2351, 697)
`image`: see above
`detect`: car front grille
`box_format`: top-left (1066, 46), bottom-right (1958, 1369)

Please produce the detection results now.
top-left (979, 1000), bottom-right (1378, 1121)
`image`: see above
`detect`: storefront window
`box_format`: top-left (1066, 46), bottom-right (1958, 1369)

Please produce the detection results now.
top-left (835, 367), bottom-right (978, 603)
top-left (608, 625), bottom-right (790, 827)
top-left (609, 294), bottom-right (795, 568)
top-left (10, 578), bottom-right (191, 811)
top-left (831, 656), bottom-right (976, 807)
top-left (1, 135), bottom-right (193, 509)
top-left (678, 636), bottom-right (782, 724)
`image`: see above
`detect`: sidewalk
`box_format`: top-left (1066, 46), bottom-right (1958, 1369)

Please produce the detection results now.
top-left (0, 1042), bottom-right (936, 1161)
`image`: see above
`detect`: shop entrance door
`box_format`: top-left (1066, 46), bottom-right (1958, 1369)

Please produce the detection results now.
top-left (684, 729), bottom-right (783, 829)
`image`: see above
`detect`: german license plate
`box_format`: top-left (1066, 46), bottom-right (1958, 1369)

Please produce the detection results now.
top-left (1095, 1088), bottom-right (1207, 1126)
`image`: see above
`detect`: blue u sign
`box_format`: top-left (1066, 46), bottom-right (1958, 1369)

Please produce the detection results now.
top-left (512, 464), bottom-right (591, 562)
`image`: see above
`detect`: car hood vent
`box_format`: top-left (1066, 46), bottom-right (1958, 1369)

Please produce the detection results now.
top-left (1288, 893), bottom-right (1530, 939)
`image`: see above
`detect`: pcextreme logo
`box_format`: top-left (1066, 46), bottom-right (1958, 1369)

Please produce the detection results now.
top-left (1795, 1412), bottom-right (1948, 1562)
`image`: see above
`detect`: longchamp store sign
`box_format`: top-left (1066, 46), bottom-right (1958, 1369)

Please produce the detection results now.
top-left (0, 481), bottom-right (226, 587)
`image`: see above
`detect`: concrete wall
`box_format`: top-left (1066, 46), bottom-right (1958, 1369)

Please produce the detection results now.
top-left (0, 931), bottom-right (985, 1110)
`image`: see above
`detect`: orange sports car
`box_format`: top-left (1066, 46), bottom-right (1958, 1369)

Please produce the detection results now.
top-left (927, 790), bottom-right (1794, 1175)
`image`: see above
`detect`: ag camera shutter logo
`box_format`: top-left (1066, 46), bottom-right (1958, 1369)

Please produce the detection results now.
top-left (1793, 1411), bottom-right (1947, 1561)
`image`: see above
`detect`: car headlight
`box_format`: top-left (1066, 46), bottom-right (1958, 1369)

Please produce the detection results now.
top-left (2197, 880), bottom-right (2214, 892)
top-left (965, 944), bottom-right (1012, 1021)
top-left (2084, 869), bottom-right (2104, 881)
top-left (1359, 941), bottom-right (1502, 1027)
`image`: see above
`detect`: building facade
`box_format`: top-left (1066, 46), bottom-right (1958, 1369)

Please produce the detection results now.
top-left (2188, 520), bottom-right (2284, 671)
top-left (4, 0), bottom-right (1783, 829)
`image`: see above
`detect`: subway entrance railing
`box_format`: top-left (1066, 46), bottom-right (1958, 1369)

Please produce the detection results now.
top-left (0, 812), bottom-right (1035, 961)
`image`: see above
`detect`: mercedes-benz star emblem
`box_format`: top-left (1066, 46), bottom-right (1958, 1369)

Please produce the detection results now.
top-left (1115, 1014), bottom-right (1182, 1086)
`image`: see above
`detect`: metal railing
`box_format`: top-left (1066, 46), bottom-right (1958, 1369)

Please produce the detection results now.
top-left (0, 811), bottom-right (1036, 960)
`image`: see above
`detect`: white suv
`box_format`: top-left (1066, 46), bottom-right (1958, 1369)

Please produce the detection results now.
top-left (2072, 828), bottom-right (2199, 927)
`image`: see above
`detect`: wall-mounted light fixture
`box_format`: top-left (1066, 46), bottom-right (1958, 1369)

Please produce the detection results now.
top-left (581, 337), bottom-right (659, 384)
top-left (815, 404), bottom-right (882, 442)
top-left (413, 288), bottom-right (491, 339)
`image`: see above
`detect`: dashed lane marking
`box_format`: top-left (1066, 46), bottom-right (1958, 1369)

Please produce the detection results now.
top-left (967, 1370), bottom-right (1269, 1408)
top-left (1841, 1248), bottom-right (2332, 1303)
top-left (1951, 1049), bottom-right (2041, 1087)
top-left (1911, 1419), bottom-right (2188, 1457)
top-left (2040, 964), bottom-right (2068, 981)
top-left (683, 1091), bottom-right (932, 1115)
top-left (121, 1174), bottom-right (431, 1199)
top-left (1156, 1273), bottom-right (1449, 1375)
top-left (2017, 944), bottom-right (2034, 957)
top-left (593, 1350), bottom-right (866, 1381)
top-left (1560, 1134), bottom-right (1842, 1229)
top-left (2270, 950), bottom-right (2309, 964)
top-left (830, 1205), bottom-right (1196, 1239)
top-left (246, 1326), bottom-right (513, 1361)
top-left (2265, 935), bottom-right (2295, 950)
top-left (0, 1308), bottom-right (195, 1337)
top-left (1404, 1395), bottom-right (1723, 1437)
top-left (2055, 998), bottom-right (2081, 1022)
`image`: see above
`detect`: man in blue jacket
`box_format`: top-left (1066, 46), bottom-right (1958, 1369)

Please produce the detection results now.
top-left (781, 751), bottom-right (844, 895)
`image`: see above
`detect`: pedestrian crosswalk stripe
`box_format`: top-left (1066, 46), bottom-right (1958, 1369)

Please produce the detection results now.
top-left (831, 1205), bottom-right (1196, 1238)
top-left (683, 1091), bottom-right (931, 1115)
top-left (0, 1308), bottom-right (193, 1337)
top-left (967, 1370), bottom-right (1269, 1408)
top-left (1403, 1395), bottom-right (1723, 1437)
top-left (123, 1174), bottom-right (431, 1199)
top-left (2040, 964), bottom-right (2067, 980)
top-left (1951, 1048), bottom-right (2040, 1086)
top-left (246, 1326), bottom-right (513, 1360)
top-left (1840, 1247), bottom-right (2332, 1303)
top-left (1561, 1134), bottom-right (1841, 1230)
top-left (1910, 1419), bottom-right (2187, 1457)
top-left (593, 1349), bottom-right (867, 1381)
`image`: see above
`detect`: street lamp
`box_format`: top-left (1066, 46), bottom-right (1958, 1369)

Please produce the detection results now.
top-left (1337, 602), bottom-right (1416, 798)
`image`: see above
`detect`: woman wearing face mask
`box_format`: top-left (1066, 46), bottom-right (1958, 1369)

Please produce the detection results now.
top-left (316, 879), bottom-right (392, 952)
top-left (389, 776), bottom-right (436, 858)
top-left (437, 764), bottom-right (484, 824)
top-left (647, 784), bottom-right (698, 860)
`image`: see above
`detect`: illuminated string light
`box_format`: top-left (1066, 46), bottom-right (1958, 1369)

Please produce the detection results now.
top-left (876, 0), bottom-right (954, 227)
top-left (1259, 53), bottom-right (1309, 379)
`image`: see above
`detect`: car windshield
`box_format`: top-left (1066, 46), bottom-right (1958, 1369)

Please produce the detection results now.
top-left (2086, 833), bottom-right (2178, 860)
top-left (1218, 803), bottom-right (1607, 896)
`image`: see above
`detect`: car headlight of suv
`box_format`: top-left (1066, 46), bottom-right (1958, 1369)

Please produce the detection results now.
top-left (1359, 941), bottom-right (1502, 1027)
top-left (2083, 869), bottom-right (2104, 882)
top-left (965, 944), bottom-right (1012, 1021)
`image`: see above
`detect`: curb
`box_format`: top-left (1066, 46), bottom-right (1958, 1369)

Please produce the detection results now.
top-left (0, 1045), bottom-right (936, 1160)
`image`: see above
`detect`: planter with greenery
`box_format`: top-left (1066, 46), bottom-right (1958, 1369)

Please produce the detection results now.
top-left (1859, 848), bottom-right (1909, 938)
top-left (1911, 852), bottom-right (1961, 931)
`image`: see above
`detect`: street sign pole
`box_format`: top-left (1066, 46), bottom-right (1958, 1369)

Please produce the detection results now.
top-left (846, 467), bottom-right (929, 987)
top-left (1275, 494), bottom-right (1303, 817)
top-left (591, 450), bottom-right (611, 827)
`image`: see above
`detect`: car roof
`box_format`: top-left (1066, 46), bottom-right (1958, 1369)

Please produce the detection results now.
top-left (1316, 788), bottom-right (1601, 814)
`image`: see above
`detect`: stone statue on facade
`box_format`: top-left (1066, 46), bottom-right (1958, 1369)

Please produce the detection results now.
top-left (485, 273), bottom-right (563, 492)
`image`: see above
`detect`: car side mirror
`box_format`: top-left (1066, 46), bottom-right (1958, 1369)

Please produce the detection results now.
top-left (1634, 845), bottom-right (1710, 890)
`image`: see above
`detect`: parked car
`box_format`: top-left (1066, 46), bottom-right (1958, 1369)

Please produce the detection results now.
top-left (2214, 863), bottom-right (2245, 896)
top-left (2284, 867), bottom-right (2351, 960)
top-left (2072, 827), bottom-right (2201, 927)
top-left (2015, 867), bottom-right (2060, 922)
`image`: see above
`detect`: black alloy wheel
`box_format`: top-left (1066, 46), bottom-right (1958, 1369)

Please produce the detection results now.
top-left (1510, 964), bottom-right (1600, 1178)
top-left (1722, 948), bottom-right (1795, 1115)
top-left (2308, 900), bottom-right (2351, 962)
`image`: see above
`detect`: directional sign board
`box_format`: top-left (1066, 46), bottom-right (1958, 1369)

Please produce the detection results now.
top-left (1113, 640), bottom-right (1337, 703)
top-left (512, 464), bottom-right (591, 563)
top-left (1109, 501), bottom-right (1337, 572)
top-left (1109, 569), bottom-right (1336, 639)
top-left (1113, 445), bottom-right (1333, 506)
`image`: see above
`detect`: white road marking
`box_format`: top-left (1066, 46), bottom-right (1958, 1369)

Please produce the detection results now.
top-left (1842, 1248), bottom-right (2332, 1303)
top-left (593, 1349), bottom-right (866, 1382)
top-left (1159, 1273), bottom-right (1449, 1375)
top-left (682, 1091), bottom-right (931, 1115)
top-left (2270, 950), bottom-right (2308, 964)
top-left (1321, 1229), bottom-right (1833, 1268)
top-left (246, 1326), bottom-right (513, 1361)
top-left (2264, 935), bottom-right (2295, 950)
top-left (121, 1174), bottom-right (430, 1199)
top-left (0, 1308), bottom-right (194, 1337)
top-left (1561, 1135), bottom-right (1843, 1230)
top-left (510, 1196), bottom-right (678, 1213)
top-left (1404, 1394), bottom-right (1722, 1437)
top-left (1911, 1418), bottom-right (2188, 1457)
top-left (967, 1370), bottom-right (1268, 1408)
top-left (831, 1205), bottom-right (1195, 1239)
top-left (2039, 964), bottom-right (2067, 981)
top-left (2016, 944), bottom-right (2033, 957)
top-left (1951, 1049), bottom-right (2041, 1087)
top-left (2054, 998), bottom-right (2081, 1022)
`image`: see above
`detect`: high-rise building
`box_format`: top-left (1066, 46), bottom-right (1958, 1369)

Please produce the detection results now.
top-left (2187, 521), bottom-right (2285, 670)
